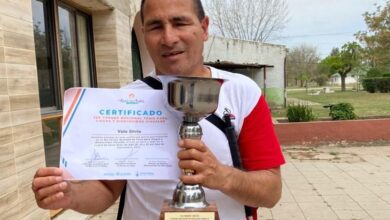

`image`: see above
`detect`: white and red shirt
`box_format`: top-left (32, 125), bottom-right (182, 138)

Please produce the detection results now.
top-left (121, 67), bottom-right (285, 220)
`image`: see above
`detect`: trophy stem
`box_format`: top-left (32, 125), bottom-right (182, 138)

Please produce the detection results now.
top-left (180, 119), bottom-right (201, 175)
top-left (170, 118), bottom-right (209, 209)
top-left (180, 119), bottom-right (202, 139)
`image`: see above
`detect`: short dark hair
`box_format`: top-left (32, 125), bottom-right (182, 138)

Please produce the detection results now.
top-left (140, 0), bottom-right (205, 23)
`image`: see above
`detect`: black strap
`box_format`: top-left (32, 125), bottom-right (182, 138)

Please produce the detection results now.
top-left (222, 114), bottom-right (243, 170)
top-left (207, 114), bottom-right (251, 217)
top-left (116, 186), bottom-right (126, 220)
top-left (204, 114), bottom-right (228, 134)
top-left (205, 114), bottom-right (242, 169)
top-left (142, 76), bottom-right (163, 90)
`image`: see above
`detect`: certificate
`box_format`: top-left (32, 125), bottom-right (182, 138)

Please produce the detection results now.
top-left (60, 88), bottom-right (182, 180)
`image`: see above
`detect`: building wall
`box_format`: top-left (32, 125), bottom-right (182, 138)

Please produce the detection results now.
top-left (204, 36), bottom-right (287, 108)
top-left (93, 9), bottom-right (132, 88)
top-left (91, 0), bottom-right (139, 88)
top-left (0, 0), bottom-right (49, 219)
top-left (330, 75), bottom-right (357, 85)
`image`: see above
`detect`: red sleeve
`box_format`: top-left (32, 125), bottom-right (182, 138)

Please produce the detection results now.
top-left (238, 95), bottom-right (285, 171)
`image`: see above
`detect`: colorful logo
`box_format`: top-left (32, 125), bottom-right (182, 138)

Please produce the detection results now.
top-left (128, 93), bottom-right (135, 99)
top-left (119, 92), bottom-right (145, 105)
top-left (224, 107), bottom-right (236, 120)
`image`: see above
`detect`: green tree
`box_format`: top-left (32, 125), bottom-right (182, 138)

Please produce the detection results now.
top-left (315, 65), bottom-right (331, 87)
top-left (366, 67), bottom-right (383, 77)
top-left (356, 1), bottom-right (390, 71)
top-left (321, 42), bottom-right (363, 91)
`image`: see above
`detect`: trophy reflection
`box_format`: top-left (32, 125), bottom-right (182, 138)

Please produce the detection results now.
top-left (160, 77), bottom-right (223, 220)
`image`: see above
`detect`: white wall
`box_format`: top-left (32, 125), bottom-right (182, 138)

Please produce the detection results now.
top-left (203, 36), bottom-right (287, 90)
top-left (203, 36), bottom-right (287, 107)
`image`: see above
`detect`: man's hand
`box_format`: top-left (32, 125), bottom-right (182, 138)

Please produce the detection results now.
top-left (177, 139), bottom-right (231, 190)
top-left (177, 139), bottom-right (282, 208)
top-left (32, 167), bottom-right (73, 210)
top-left (32, 167), bottom-right (125, 214)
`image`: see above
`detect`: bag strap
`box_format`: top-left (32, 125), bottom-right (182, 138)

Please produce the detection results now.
top-left (208, 114), bottom-right (252, 218)
top-left (142, 76), bottom-right (163, 90)
top-left (222, 114), bottom-right (243, 170)
top-left (117, 188), bottom-right (126, 220)
top-left (205, 114), bottom-right (243, 169)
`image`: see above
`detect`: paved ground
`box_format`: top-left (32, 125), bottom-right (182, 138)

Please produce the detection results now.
top-left (55, 145), bottom-right (390, 220)
top-left (259, 145), bottom-right (390, 220)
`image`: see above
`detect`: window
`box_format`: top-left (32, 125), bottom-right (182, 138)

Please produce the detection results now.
top-left (32, 0), bottom-right (57, 109)
top-left (58, 4), bottom-right (94, 90)
top-left (32, 0), bottom-right (95, 113)
top-left (32, 0), bottom-right (95, 167)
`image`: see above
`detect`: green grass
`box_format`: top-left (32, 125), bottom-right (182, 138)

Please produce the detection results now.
top-left (272, 88), bottom-right (390, 118)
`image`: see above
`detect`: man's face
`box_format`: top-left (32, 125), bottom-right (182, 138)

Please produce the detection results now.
top-left (142, 0), bottom-right (209, 76)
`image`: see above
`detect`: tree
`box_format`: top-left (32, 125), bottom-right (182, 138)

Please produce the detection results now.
top-left (321, 42), bottom-right (363, 91)
top-left (356, 1), bottom-right (390, 71)
top-left (366, 67), bottom-right (383, 77)
top-left (203, 0), bottom-right (288, 42)
top-left (286, 44), bottom-right (321, 87)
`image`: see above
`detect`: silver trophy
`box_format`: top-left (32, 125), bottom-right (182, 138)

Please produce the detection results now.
top-left (166, 77), bottom-right (223, 212)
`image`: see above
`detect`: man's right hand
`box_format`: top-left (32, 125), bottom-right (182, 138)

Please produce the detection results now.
top-left (32, 167), bottom-right (73, 210)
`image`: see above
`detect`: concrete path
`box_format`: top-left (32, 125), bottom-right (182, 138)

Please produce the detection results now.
top-left (55, 145), bottom-right (390, 220)
top-left (259, 145), bottom-right (390, 220)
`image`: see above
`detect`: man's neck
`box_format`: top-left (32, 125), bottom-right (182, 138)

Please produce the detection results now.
top-left (156, 65), bottom-right (211, 78)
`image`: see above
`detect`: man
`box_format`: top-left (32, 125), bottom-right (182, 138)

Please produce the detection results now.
top-left (32, 0), bottom-right (285, 219)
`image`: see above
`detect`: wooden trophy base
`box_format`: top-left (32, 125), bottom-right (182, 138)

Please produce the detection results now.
top-left (160, 200), bottom-right (219, 220)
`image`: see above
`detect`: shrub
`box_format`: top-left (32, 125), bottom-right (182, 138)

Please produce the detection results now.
top-left (377, 77), bottom-right (390, 93)
top-left (287, 103), bottom-right (315, 122)
top-left (362, 77), bottom-right (390, 93)
top-left (362, 78), bottom-right (377, 93)
top-left (329, 103), bottom-right (357, 120)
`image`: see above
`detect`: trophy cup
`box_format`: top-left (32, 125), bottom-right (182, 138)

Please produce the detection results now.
top-left (160, 77), bottom-right (223, 220)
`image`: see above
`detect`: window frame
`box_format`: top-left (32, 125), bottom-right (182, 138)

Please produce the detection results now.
top-left (33, 0), bottom-right (96, 115)
top-left (33, 0), bottom-right (61, 113)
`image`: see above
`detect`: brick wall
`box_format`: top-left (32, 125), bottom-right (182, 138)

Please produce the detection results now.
top-left (275, 119), bottom-right (390, 146)
top-left (0, 0), bottom-right (49, 219)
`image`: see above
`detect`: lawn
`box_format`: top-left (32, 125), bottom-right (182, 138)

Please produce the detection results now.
top-left (272, 88), bottom-right (390, 119)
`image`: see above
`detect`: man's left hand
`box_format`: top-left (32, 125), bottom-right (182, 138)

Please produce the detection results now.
top-left (177, 139), bottom-right (231, 190)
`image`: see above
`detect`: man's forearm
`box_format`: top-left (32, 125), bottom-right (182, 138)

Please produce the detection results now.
top-left (69, 180), bottom-right (125, 214)
top-left (219, 167), bottom-right (282, 208)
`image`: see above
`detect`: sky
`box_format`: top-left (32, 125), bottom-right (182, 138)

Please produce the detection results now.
top-left (269, 0), bottom-right (388, 58)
